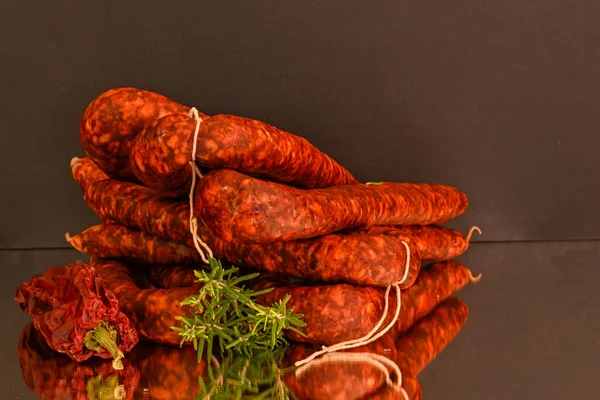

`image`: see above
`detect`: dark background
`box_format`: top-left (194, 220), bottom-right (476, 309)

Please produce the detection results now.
top-left (1, 0), bottom-right (599, 248)
top-left (1, 1), bottom-right (599, 399)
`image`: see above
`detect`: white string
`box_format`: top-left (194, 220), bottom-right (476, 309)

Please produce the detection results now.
top-left (293, 240), bottom-right (412, 395)
top-left (187, 107), bottom-right (213, 264)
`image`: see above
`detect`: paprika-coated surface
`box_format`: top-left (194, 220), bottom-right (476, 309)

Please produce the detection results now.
top-left (72, 158), bottom-right (420, 287)
top-left (80, 87), bottom-right (197, 181)
top-left (67, 223), bottom-right (201, 266)
top-left (143, 264), bottom-right (200, 289)
top-left (91, 258), bottom-right (197, 345)
top-left (364, 225), bottom-right (475, 262)
top-left (129, 113), bottom-right (357, 198)
top-left (253, 260), bottom-right (474, 345)
top-left (197, 169), bottom-right (468, 243)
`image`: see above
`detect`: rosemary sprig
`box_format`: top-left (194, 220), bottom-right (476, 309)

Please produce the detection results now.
top-left (172, 257), bottom-right (306, 362)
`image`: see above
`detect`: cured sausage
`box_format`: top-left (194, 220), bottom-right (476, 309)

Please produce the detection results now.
top-left (129, 113), bottom-right (357, 198)
top-left (253, 260), bottom-right (477, 345)
top-left (80, 87), bottom-right (201, 180)
top-left (196, 169), bottom-right (468, 243)
top-left (143, 265), bottom-right (199, 289)
top-left (66, 223), bottom-right (201, 266)
top-left (72, 160), bottom-right (420, 287)
top-left (70, 157), bottom-right (109, 194)
top-left (90, 257), bottom-right (198, 345)
top-left (362, 225), bottom-right (481, 262)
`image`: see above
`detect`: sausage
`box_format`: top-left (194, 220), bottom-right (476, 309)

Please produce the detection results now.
top-left (253, 260), bottom-right (477, 345)
top-left (72, 161), bottom-right (420, 287)
top-left (395, 297), bottom-right (469, 376)
top-left (196, 169), bottom-right (468, 243)
top-left (66, 223), bottom-right (201, 265)
top-left (90, 257), bottom-right (198, 345)
top-left (80, 87), bottom-right (203, 180)
top-left (70, 157), bottom-right (109, 194)
top-left (143, 265), bottom-right (199, 289)
top-left (129, 113), bottom-right (358, 198)
top-left (362, 225), bottom-right (481, 262)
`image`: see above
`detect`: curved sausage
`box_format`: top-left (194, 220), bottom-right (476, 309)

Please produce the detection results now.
top-left (80, 87), bottom-right (202, 180)
top-left (253, 260), bottom-right (476, 345)
top-left (197, 169), bottom-right (468, 243)
top-left (91, 258), bottom-right (197, 345)
top-left (129, 113), bottom-right (357, 198)
top-left (363, 225), bottom-right (481, 262)
top-left (72, 160), bottom-right (420, 287)
top-left (66, 223), bottom-right (201, 266)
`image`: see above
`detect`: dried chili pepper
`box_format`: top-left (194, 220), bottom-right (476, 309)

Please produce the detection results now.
top-left (15, 262), bottom-right (138, 369)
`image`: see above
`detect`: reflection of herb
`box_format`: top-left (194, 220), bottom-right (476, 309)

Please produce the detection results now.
top-left (366, 182), bottom-right (384, 186)
top-left (173, 257), bottom-right (306, 362)
top-left (86, 374), bottom-right (125, 400)
top-left (198, 348), bottom-right (298, 400)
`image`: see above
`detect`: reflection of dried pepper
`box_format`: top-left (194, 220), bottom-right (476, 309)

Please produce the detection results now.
top-left (15, 262), bottom-right (138, 368)
top-left (18, 323), bottom-right (140, 400)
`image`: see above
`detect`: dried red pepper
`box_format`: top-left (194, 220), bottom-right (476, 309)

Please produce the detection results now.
top-left (15, 262), bottom-right (138, 369)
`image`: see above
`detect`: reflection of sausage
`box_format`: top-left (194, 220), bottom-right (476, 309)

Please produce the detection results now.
top-left (80, 87), bottom-right (199, 180)
top-left (197, 169), bottom-right (468, 243)
top-left (253, 260), bottom-right (476, 345)
top-left (396, 297), bottom-right (469, 376)
top-left (130, 113), bottom-right (358, 198)
top-left (91, 258), bottom-right (197, 345)
top-left (127, 343), bottom-right (206, 400)
top-left (365, 225), bottom-right (480, 262)
top-left (72, 160), bottom-right (420, 287)
top-left (66, 223), bottom-right (201, 265)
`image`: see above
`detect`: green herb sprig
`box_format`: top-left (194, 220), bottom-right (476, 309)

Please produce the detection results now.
top-left (172, 257), bottom-right (306, 362)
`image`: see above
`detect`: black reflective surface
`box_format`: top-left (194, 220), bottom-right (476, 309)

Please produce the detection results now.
top-left (2, 241), bottom-right (599, 399)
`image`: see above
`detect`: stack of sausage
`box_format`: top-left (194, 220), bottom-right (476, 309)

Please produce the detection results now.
top-left (66, 87), bottom-right (480, 349)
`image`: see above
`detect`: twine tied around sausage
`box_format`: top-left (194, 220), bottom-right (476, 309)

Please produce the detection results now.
top-left (188, 107), bottom-right (214, 264)
top-left (293, 240), bottom-right (412, 400)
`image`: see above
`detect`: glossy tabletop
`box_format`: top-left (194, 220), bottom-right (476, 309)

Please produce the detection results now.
top-left (1, 240), bottom-right (598, 399)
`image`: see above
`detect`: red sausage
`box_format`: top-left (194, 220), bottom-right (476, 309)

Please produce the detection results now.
top-left (253, 260), bottom-right (477, 345)
top-left (197, 169), bottom-right (468, 243)
top-left (362, 225), bottom-right (481, 262)
top-left (129, 113), bottom-right (358, 198)
top-left (66, 223), bottom-right (201, 266)
top-left (79, 87), bottom-right (204, 180)
top-left (91, 257), bottom-right (197, 345)
top-left (72, 160), bottom-right (420, 287)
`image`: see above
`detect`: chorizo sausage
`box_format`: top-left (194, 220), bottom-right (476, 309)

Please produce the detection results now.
top-left (90, 257), bottom-right (197, 345)
top-left (80, 87), bottom-right (203, 180)
top-left (362, 225), bottom-right (481, 262)
top-left (66, 223), bottom-right (201, 266)
top-left (142, 264), bottom-right (199, 289)
top-left (196, 169), bottom-right (468, 243)
top-left (72, 161), bottom-right (420, 287)
top-left (253, 260), bottom-right (477, 345)
top-left (129, 113), bottom-right (358, 198)
top-left (70, 157), bottom-right (109, 194)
